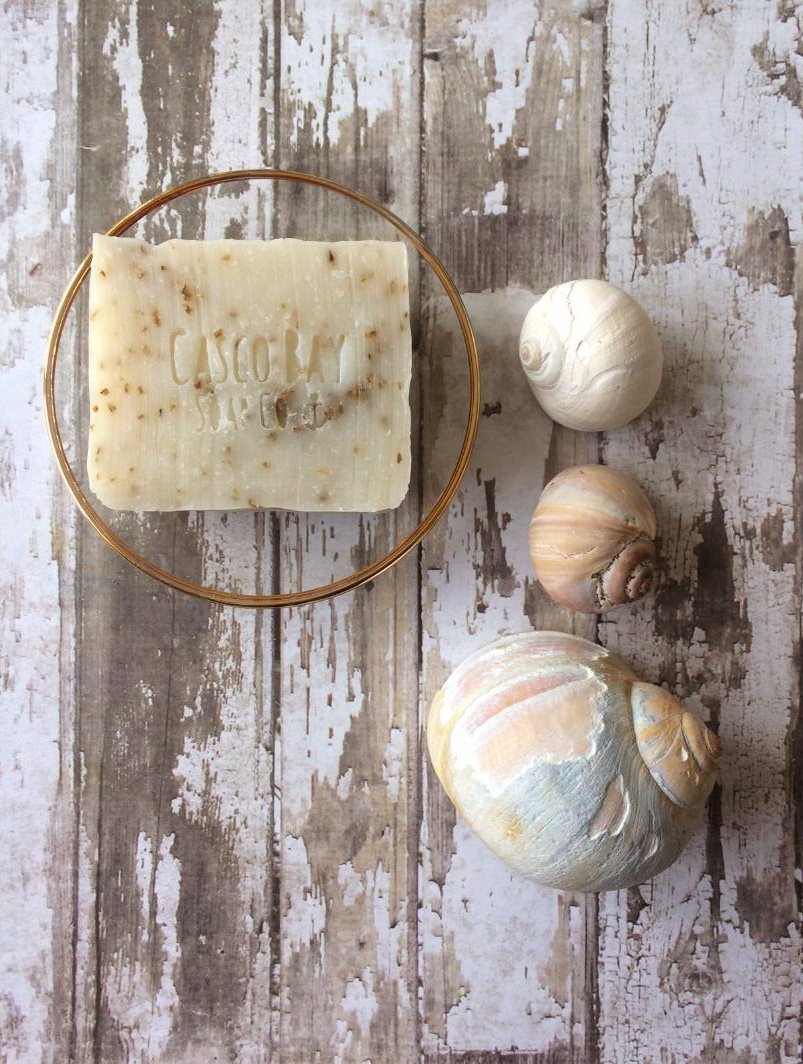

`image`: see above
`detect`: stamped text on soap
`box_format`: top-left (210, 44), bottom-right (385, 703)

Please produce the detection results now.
top-left (171, 328), bottom-right (347, 432)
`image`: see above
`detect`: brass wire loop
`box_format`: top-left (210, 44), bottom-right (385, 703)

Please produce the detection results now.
top-left (44, 169), bottom-right (481, 608)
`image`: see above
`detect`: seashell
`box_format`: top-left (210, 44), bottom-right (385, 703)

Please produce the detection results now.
top-left (529, 465), bottom-right (657, 613)
top-left (519, 279), bottom-right (663, 431)
top-left (427, 631), bottom-right (721, 892)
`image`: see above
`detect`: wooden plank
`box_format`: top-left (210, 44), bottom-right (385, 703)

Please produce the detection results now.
top-left (419, 0), bottom-right (605, 1056)
top-left (598, 1), bottom-right (802, 1060)
top-left (72, 3), bottom-right (278, 1060)
top-left (0, 4), bottom-right (78, 1062)
top-left (273, 2), bottom-right (423, 1060)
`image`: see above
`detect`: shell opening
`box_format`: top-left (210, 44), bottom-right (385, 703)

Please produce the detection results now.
top-left (597, 538), bottom-right (657, 611)
top-left (625, 559), bottom-right (654, 601)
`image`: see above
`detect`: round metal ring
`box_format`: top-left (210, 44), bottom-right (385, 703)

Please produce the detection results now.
top-left (43, 168), bottom-right (481, 608)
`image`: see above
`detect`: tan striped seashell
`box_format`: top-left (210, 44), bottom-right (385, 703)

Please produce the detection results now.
top-left (529, 465), bottom-right (657, 613)
top-left (427, 631), bottom-right (721, 892)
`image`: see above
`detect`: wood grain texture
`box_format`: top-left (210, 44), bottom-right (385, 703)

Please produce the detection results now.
top-left (419, 1), bottom-right (604, 1057)
top-left (71, 4), bottom-right (277, 1061)
top-left (274, 3), bottom-right (422, 1060)
top-left (1, 4), bottom-right (78, 1062)
top-left (2, 1), bottom-right (802, 1062)
top-left (598, 1), bottom-right (803, 1061)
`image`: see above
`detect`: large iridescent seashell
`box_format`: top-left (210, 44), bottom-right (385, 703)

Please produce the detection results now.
top-left (427, 631), bottom-right (721, 892)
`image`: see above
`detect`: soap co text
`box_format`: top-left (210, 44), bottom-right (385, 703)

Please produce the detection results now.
top-left (170, 328), bottom-right (347, 432)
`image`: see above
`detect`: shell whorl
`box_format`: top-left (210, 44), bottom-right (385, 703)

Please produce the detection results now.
top-left (529, 465), bottom-right (658, 614)
top-left (631, 682), bottom-right (722, 809)
top-left (597, 537), bottom-right (657, 610)
top-left (519, 311), bottom-right (564, 389)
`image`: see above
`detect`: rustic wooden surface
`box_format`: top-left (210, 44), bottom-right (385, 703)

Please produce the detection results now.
top-left (1, 1), bottom-right (801, 1061)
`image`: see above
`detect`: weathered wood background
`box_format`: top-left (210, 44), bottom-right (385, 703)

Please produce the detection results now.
top-left (2, 0), bottom-right (801, 1060)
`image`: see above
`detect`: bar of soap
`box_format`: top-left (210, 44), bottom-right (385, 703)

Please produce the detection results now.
top-left (87, 235), bottom-right (412, 512)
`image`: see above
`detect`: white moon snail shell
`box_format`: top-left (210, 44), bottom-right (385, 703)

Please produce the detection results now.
top-left (427, 632), bottom-right (721, 892)
top-left (519, 279), bottom-right (663, 431)
top-left (529, 465), bottom-right (658, 613)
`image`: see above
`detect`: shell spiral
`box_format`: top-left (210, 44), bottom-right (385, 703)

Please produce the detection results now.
top-left (529, 465), bottom-right (658, 613)
top-left (518, 279), bottom-right (663, 432)
top-left (427, 632), bottom-right (721, 892)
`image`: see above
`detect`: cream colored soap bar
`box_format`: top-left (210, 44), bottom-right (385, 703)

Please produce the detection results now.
top-left (87, 235), bottom-right (412, 512)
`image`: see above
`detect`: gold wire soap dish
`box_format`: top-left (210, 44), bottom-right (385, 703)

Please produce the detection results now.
top-left (44, 169), bottom-right (481, 608)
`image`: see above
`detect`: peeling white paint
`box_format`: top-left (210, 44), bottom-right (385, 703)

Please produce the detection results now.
top-left (369, 861), bottom-right (409, 1007)
top-left (341, 968), bottom-right (379, 1034)
top-left (336, 767), bottom-right (354, 799)
top-left (483, 181), bottom-right (508, 216)
top-left (282, 599), bottom-right (365, 823)
top-left (421, 290), bottom-right (571, 1051)
top-left (382, 727), bottom-right (404, 800)
top-left (0, 2), bottom-right (78, 1060)
top-left (606, 1), bottom-right (803, 259)
top-left (272, 18), bottom-right (423, 1052)
top-left (422, 820), bottom-right (574, 1052)
top-left (456, 4), bottom-right (541, 149)
top-left (106, 835), bottom-right (182, 1063)
top-left (73, 755), bottom-right (97, 1051)
top-left (152, 835), bottom-right (182, 1036)
top-left (205, 0), bottom-right (270, 239)
top-left (282, 0), bottom-right (415, 153)
top-left (337, 861), bottom-right (365, 907)
top-left (600, 261), bottom-right (803, 1063)
top-left (135, 831), bottom-right (153, 939)
top-left (274, 8), bottom-right (421, 1045)
top-left (102, 0), bottom-right (149, 204)
top-left (282, 835), bottom-right (327, 953)
top-left (600, 1), bottom-right (803, 1060)
top-left (418, 273), bottom-right (590, 1051)
top-left (172, 668), bottom-right (273, 878)
top-left (422, 287), bottom-right (550, 672)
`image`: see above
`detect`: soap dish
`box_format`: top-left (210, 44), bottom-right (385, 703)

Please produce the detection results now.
top-left (44, 169), bottom-right (480, 608)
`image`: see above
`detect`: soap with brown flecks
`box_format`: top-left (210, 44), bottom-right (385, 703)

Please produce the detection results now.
top-left (87, 235), bottom-right (412, 512)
